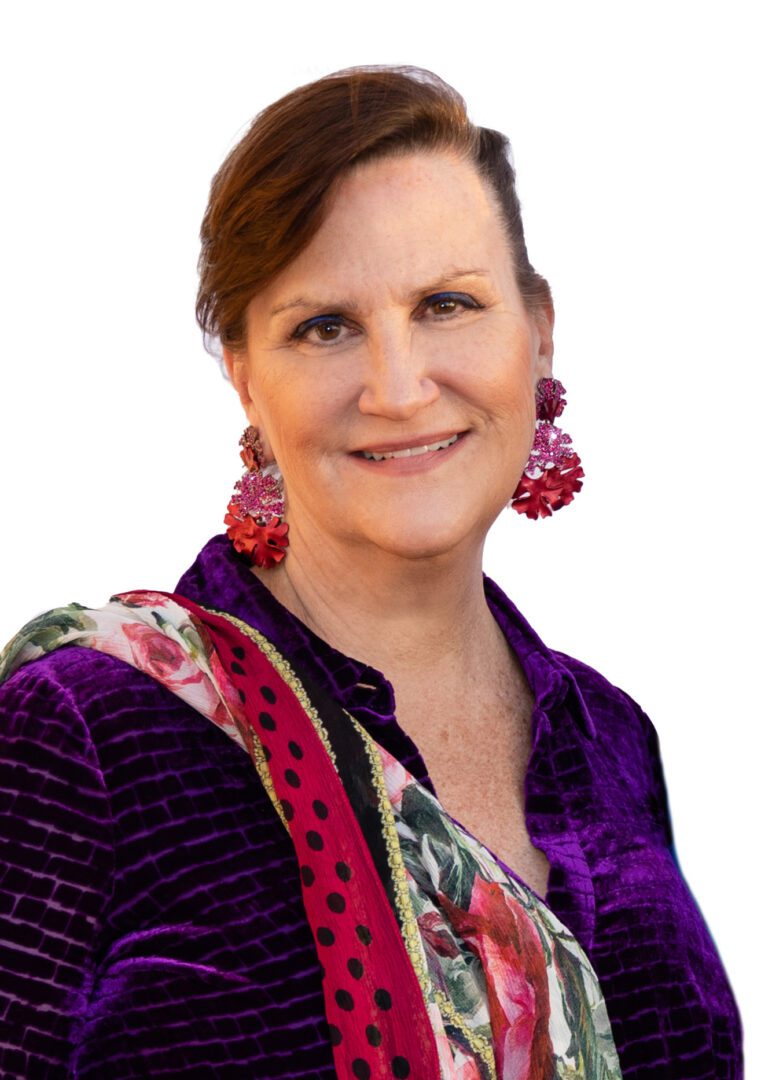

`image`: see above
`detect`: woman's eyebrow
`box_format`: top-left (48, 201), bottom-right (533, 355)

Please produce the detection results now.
top-left (268, 268), bottom-right (491, 319)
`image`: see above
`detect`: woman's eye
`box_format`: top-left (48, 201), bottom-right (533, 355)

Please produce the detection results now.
top-left (311, 320), bottom-right (343, 342)
top-left (423, 292), bottom-right (480, 318)
top-left (292, 317), bottom-right (350, 346)
top-left (430, 298), bottom-right (458, 315)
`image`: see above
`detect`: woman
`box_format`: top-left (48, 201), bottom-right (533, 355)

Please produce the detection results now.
top-left (0, 66), bottom-right (741, 1078)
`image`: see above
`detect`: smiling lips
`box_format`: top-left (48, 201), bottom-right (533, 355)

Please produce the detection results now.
top-left (358, 432), bottom-right (462, 461)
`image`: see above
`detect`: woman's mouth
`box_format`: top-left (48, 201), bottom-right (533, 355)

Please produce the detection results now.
top-left (361, 433), bottom-right (460, 461)
top-left (350, 430), bottom-right (469, 474)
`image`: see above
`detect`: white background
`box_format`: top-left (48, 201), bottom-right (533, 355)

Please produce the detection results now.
top-left (2, 1), bottom-right (768, 1073)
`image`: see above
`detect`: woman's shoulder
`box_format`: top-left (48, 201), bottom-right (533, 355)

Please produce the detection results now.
top-left (551, 646), bottom-right (675, 842)
top-left (552, 646), bottom-right (654, 732)
top-left (0, 637), bottom-right (216, 769)
top-left (485, 574), bottom-right (657, 741)
top-left (0, 650), bottom-right (181, 829)
top-left (0, 623), bottom-right (261, 846)
top-left (1, 642), bottom-right (172, 718)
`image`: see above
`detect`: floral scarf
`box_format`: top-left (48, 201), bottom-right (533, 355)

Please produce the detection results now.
top-left (0, 590), bottom-right (622, 1079)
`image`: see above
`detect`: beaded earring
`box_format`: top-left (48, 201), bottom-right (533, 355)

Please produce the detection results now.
top-left (511, 377), bottom-right (585, 519)
top-left (224, 425), bottom-right (289, 567)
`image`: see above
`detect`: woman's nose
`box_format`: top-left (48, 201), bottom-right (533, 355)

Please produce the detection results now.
top-left (357, 333), bottom-right (440, 419)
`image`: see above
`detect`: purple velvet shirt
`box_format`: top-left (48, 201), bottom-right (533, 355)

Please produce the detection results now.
top-left (0, 533), bottom-right (742, 1078)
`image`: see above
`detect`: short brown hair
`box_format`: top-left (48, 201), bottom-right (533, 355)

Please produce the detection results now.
top-left (196, 65), bottom-right (552, 356)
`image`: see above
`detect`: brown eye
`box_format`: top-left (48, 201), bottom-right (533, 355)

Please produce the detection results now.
top-left (423, 292), bottom-right (481, 319)
top-left (430, 298), bottom-right (458, 315)
top-left (314, 321), bottom-right (342, 341)
top-left (292, 315), bottom-right (352, 346)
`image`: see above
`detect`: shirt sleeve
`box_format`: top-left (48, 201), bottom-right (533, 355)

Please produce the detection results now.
top-left (0, 664), bottom-right (115, 1079)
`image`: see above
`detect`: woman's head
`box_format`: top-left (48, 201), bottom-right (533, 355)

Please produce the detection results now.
top-left (199, 66), bottom-right (555, 566)
top-left (196, 65), bottom-right (552, 356)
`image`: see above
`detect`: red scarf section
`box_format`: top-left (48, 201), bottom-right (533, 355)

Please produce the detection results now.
top-left (161, 592), bottom-right (439, 1079)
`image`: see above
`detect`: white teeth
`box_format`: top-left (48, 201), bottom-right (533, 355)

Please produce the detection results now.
top-left (362, 433), bottom-right (460, 461)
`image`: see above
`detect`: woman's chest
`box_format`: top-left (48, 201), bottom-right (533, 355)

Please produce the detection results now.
top-left (404, 699), bottom-right (552, 900)
top-left (425, 749), bottom-right (552, 900)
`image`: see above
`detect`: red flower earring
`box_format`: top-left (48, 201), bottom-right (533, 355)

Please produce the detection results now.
top-left (224, 426), bottom-right (289, 567)
top-left (511, 377), bottom-right (585, 520)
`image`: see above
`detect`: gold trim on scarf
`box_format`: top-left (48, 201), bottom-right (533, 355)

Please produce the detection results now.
top-left (352, 717), bottom-right (497, 1078)
top-left (205, 607), bottom-right (339, 837)
top-left (250, 729), bottom-right (289, 832)
top-left (207, 607), bottom-right (337, 768)
top-left (351, 717), bottom-right (431, 995)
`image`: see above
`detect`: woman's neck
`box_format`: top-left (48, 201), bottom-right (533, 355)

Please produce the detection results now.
top-left (250, 523), bottom-right (504, 685)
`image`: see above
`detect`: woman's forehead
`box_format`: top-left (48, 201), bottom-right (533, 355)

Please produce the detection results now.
top-left (326, 150), bottom-right (498, 231)
top-left (252, 153), bottom-right (510, 318)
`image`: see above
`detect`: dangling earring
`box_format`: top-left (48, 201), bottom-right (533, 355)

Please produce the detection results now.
top-left (511, 377), bottom-right (585, 520)
top-left (224, 425), bottom-right (289, 567)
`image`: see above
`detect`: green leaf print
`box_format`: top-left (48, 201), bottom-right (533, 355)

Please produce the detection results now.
top-left (0, 604), bottom-right (98, 682)
top-left (401, 783), bottom-right (482, 907)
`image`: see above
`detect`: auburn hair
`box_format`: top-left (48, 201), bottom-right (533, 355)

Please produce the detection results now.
top-left (196, 65), bottom-right (552, 355)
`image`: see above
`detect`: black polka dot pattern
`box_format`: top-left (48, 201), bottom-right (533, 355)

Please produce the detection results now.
top-left (374, 988), bottom-right (392, 1011)
top-left (211, 619), bottom-right (421, 1077)
top-left (258, 711), bottom-right (276, 731)
top-left (335, 988), bottom-right (354, 1011)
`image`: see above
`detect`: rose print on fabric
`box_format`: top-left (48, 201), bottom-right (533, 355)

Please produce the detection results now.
top-left (379, 743), bottom-right (622, 1079)
top-left (439, 879), bottom-right (552, 1079)
top-left (121, 623), bottom-right (203, 689)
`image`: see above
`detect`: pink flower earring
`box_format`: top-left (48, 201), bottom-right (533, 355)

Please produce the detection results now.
top-left (511, 377), bottom-right (585, 520)
top-left (224, 425), bottom-right (289, 567)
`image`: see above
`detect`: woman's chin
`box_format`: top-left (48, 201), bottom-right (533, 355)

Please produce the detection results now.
top-left (356, 513), bottom-right (482, 563)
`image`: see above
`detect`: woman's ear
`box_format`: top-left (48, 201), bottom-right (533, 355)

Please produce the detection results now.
top-left (222, 346), bottom-right (278, 465)
top-left (532, 299), bottom-right (555, 382)
top-left (222, 346), bottom-right (254, 418)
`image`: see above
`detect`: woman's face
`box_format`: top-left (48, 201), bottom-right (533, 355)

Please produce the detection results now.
top-left (225, 150), bottom-right (553, 563)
